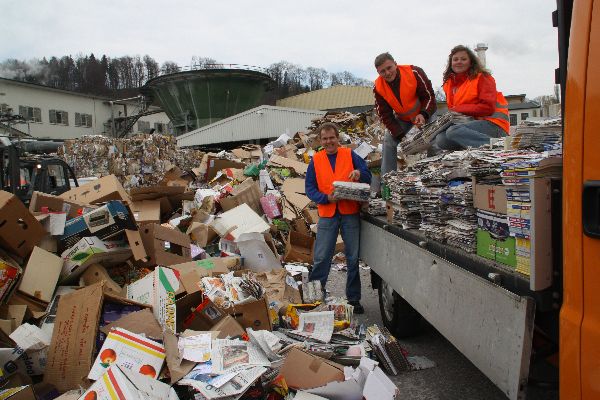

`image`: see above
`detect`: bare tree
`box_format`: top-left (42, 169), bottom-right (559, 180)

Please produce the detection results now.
top-left (161, 61), bottom-right (180, 74)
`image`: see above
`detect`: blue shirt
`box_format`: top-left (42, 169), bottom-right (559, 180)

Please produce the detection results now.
top-left (305, 150), bottom-right (372, 205)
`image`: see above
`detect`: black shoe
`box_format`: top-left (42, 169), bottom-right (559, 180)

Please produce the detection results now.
top-left (349, 301), bottom-right (364, 314)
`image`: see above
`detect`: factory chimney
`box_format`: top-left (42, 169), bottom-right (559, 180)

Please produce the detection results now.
top-left (475, 43), bottom-right (489, 68)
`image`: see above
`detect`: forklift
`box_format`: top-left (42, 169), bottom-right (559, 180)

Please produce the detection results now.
top-left (0, 112), bottom-right (79, 206)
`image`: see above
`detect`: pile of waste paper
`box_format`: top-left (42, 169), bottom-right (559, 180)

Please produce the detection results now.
top-left (0, 109), bottom-right (439, 399)
top-left (58, 134), bottom-right (205, 189)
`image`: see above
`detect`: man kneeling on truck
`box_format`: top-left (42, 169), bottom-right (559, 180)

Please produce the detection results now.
top-left (305, 122), bottom-right (372, 313)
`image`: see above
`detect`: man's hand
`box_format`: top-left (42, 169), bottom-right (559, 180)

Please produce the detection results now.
top-left (412, 113), bottom-right (426, 128)
top-left (348, 169), bottom-right (361, 182)
top-left (327, 193), bottom-right (337, 203)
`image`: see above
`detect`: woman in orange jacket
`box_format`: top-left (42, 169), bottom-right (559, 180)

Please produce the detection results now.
top-left (433, 45), bottom-right (510, 151)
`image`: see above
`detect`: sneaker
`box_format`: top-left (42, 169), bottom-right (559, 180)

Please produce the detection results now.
top-left (349, 301), bottom-right (364, 314)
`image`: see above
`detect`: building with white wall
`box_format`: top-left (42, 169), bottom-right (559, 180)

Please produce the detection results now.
top-left (0, 77), bottom-right (171, 140)
top-left (178, 105), bottom-right (324, 147)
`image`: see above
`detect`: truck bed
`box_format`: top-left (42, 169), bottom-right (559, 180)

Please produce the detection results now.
top-left (360, 214), bottom-right (538, 400)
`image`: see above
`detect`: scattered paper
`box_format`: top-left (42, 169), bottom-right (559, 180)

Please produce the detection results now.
top-left (291, 311), bottom-right (335, 343)
top-left (179, 333), bottom-right (212, 363)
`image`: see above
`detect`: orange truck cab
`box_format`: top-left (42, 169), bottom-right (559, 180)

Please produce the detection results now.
top-left (560, 0), bottom-right (600, 398)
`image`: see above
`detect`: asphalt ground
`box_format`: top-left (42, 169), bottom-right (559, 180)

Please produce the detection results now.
top-left (325, 266), bottom-right (559, 400)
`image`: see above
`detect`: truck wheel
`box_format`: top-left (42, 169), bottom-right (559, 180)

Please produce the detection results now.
top-left (378, 280), bottom-right (423, 338)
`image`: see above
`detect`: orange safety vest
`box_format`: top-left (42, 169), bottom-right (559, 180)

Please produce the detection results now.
top-left (374, 65), bottom-right (421, 122)
top-left (314, 148), bottom-right (360, 218)
top-left (443, 73), bottom-right (510, 133)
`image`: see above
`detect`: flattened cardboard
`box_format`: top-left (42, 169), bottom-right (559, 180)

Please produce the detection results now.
top-left (130, 200), bottom-right (161, 225)
top-left (0, 191), bottom-right (46, 258)
top-left (284, 231), bottom-right (315, 264)
top-left (129, 186), bottom-right (186, 202)
top-left (167, 258), bottom-right (230, 295)
top-left (268, 155), bottom-right (308, 175)
top-left (59, 175), bottom-right (130, 204)
top-left (18, 247), bottom-right (63, 303)
top-left (29, 191), bottom-right (87, 219)
top-left (220, 178), bottom-right (262, 214)
top-left (280, 348), bottom-right (345, 390)
top-left (43, 283), bottom-right (104, 392)
top-left (44, 282), bottom-right (148, 392)
top-left (139, 224), bottom-right (192, 266)
top-left (473, 182), bottom-right (508, 214)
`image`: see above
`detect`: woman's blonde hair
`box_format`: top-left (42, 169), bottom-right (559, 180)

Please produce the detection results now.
top-left (442, 45), bottom-right (489, 82)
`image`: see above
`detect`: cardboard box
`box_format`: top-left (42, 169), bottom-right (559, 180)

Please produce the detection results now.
top-left (59, 175), bottom-right (131, 205)
top-left (0, 191), bottom-right (46, 258)
top-left (476, 229), bottom-right (517, 268)
top-left (0, 305), bottom-right (30, 335)
top-left (99, 308), bottom-right (163, 341)
top-left (279, 348), bottom-right (344, 390)
top-left (210, 315), bottom-right (245, 339)
top-left (29, 191), bottom-right (87, 219)
top-left (18, 247), bottom-right (63, 303)
top-left (206, 158), bottom-right (246, 181)
top-left (473, 182), bottom-right (508, 214)
top-left (186, 222), bottom-right (218, 247)
top-left (215, 296), bottom-right (272, 331)
top-left (43, 282), bottom-right (149, 392)
top-left (284, 231), bottom-right (314, 264)
top-left (60, 237), bottom-right (132, 283)
top-left (220, 178), bottom-right (262, 215)
top-left (130, 200), bottom-right (161, 225)
top-left (87, 327), bottom-right (166, 380)
top-left (126, 267), bottom-right (180, 334)
top-left (59, 201), bottom-right (138, 252)
top-left (139, 224), bottom-right (192, 266)
top-left (236, 232), bottom-right (282, 272)
top-left (210, 203), bottom-right (271, 241)
top-left (80, 264), bottom-right (123, 297)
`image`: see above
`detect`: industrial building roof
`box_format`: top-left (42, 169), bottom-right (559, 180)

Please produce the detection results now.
top-left (508, 101), bottom-right (541, 110)
top-left (276, 85), bottom-right (374, 111)
top-left (177, 105), bottom-right (324, 147)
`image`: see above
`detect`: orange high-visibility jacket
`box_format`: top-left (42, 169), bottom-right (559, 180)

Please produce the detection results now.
top-left (374, 65), bottom-right (421, 122)
top-left (314, 148), bottom-right (360, 217)
top-left (443, 73), bottom-right (510, 133)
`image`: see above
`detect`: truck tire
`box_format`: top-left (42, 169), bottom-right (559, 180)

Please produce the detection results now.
top-left (378, 280), bottom-right (423, 338)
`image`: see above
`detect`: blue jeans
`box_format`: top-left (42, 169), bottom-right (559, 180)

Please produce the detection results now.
top-left (433, 120), bottom-right (506, 150)
top-left (309, 212), bottom-right (361, 301)
top-left (382, 120), bottom-right (413, 176)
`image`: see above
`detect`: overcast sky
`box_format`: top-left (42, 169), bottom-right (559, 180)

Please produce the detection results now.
top-left (2, 0), bottom-right (558, 98)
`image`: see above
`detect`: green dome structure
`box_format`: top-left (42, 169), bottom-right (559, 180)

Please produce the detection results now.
top-left (141, 65), bottom-right (274, 136)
